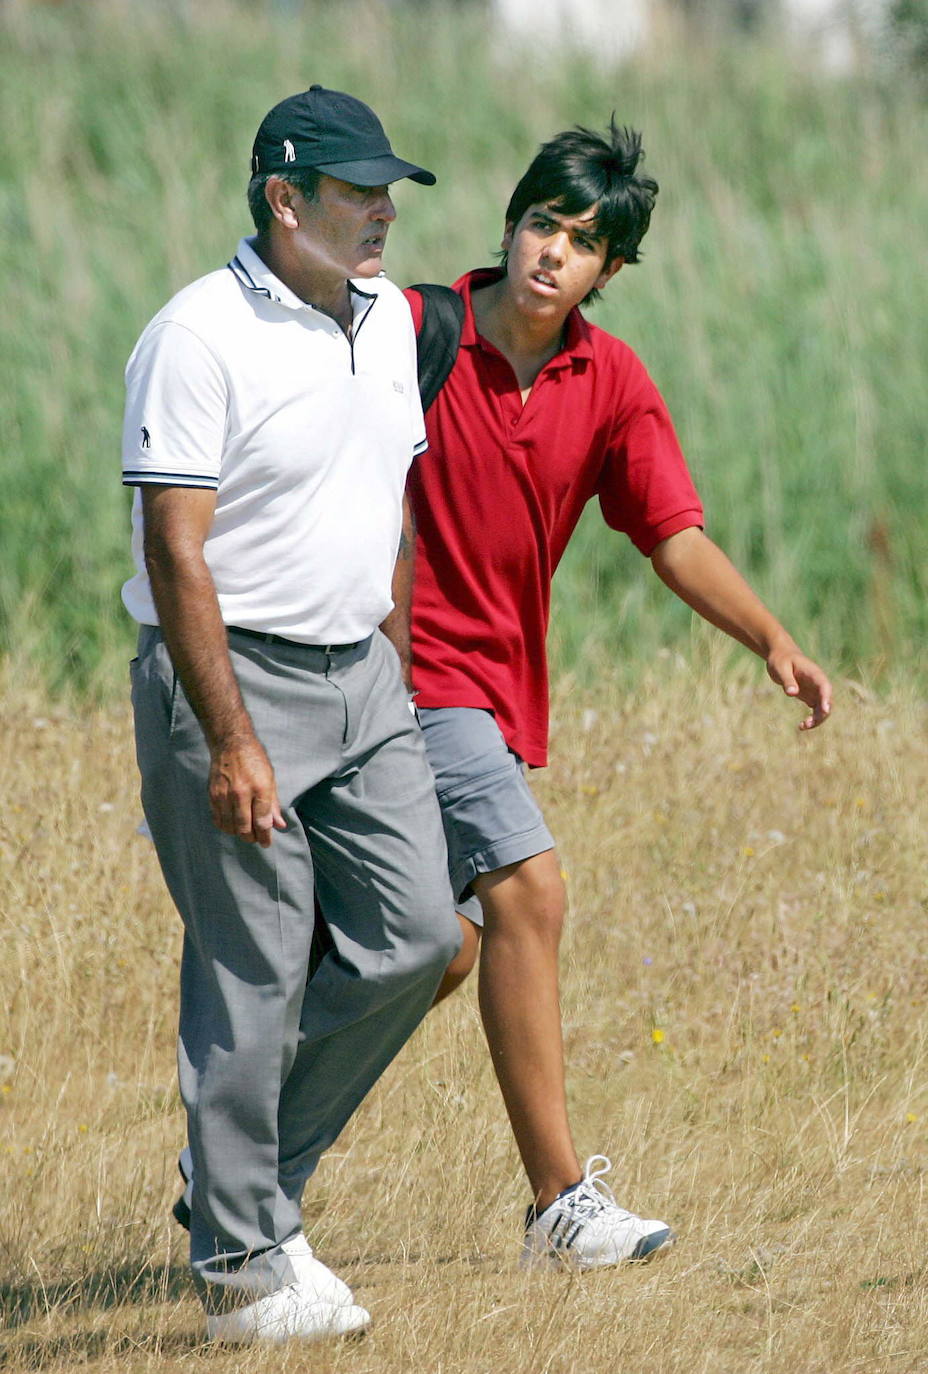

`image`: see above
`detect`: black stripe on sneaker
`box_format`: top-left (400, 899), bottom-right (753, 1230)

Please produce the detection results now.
top-left (548, 1215), bottom-right (569, 1246)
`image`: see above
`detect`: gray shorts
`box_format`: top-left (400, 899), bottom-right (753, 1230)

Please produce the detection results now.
top-left (418, 706), bottom-right (555, 927)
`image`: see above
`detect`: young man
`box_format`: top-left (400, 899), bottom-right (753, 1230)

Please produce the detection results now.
top-left (123, 86), bottom-right (460, 1342)
top-left (405, 121), bottom-right (832, 1270)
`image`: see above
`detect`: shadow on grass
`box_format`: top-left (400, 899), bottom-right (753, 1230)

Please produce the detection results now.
top-left (0, 1329), bottom-right (212, 1369)
top-left (0, 1260), bottom-right (191, 1327)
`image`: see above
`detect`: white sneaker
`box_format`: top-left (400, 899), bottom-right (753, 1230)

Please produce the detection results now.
top-left (206, 1281), bottom-right (370, 1344)
top-left (205, 1237), bottom-right (369, 1344)
top-left (521, 1155), bottom-right (675, 1271)
top-left (174, 1147), bottom-right (368, 1341)
top-left (277, 1233), bottom-right (356, 1308)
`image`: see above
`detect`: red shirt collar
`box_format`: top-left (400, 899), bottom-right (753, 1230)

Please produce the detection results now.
top-left (454, 267), bottom-right (594, 368)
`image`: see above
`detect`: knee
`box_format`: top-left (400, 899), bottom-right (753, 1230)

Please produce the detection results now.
top-left (480, 865), bottom-right (566, 949)
top-left (523, 894), bottom-right (565, 952)
top-left (530, 871), bottom-right (566, 933)
top-left (432, 916), bottom-right (481, 1006)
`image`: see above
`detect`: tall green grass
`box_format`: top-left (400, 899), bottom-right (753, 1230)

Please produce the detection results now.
top-left (1, 0), bottom-right (926, 694)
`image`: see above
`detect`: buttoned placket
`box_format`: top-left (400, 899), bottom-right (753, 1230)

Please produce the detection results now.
top-left (459, 268), bottom-right (594, 443)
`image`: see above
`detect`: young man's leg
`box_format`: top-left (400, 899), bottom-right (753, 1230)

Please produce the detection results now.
top-left (471, 850), bottom-right (578, 1210)
top-left (433, 915), bottom-right (481, 1001)
top-left (419, 707), bottom-right (577, 1204)
top-left (433, 859), bottom-right (578, 1204)
top-left (420, 706), bottom-right (674, 1268)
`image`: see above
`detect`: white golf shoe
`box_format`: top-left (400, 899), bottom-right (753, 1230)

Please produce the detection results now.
top-left (206, 1236), bottom-right (369, 1344)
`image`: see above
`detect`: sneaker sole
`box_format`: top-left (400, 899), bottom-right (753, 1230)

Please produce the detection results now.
top-left (206, 1303), bottom-right (370, 1344)
top-left (521, 1226), bottom-right (676, 1271)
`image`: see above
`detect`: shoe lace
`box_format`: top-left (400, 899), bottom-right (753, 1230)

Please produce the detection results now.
top-left (562, 1155), bottom-right (627, 1221)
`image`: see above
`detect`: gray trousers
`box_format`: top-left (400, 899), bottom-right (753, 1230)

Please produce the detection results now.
top-left (131, 626), bottom-right (460, 1309)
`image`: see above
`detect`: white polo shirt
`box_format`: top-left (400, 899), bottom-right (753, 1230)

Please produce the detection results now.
top-left (121, 238), bottom-right (426, 644)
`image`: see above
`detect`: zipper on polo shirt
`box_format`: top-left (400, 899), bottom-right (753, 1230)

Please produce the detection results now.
top-left (230, 255), bottom-right (379, 377)
top-left (347, 287), bottom-right (376, 376)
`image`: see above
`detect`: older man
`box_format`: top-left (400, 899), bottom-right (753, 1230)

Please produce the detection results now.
top-left (122, 86), bottom-right (459, 1343)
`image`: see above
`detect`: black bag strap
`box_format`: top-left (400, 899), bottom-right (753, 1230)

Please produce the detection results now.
top-left (409, 283), bottom-right (465, 412)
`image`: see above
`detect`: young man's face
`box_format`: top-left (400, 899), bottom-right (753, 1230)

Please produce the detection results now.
top-left (502, 201), bottom-right (623, 317)
top-left (288, 173), bottom-right (397, 281)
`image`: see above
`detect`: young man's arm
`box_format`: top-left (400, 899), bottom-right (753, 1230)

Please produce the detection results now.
top-left (142, 485), bottom-right (286, 845)
top-left (378, 491), bottom-right (416, 691)
top-left (650, 525), bottom-right (832, 730)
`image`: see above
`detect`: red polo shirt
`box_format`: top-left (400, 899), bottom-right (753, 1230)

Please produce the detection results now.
top-left (405, 269), bottom-right (703, 768)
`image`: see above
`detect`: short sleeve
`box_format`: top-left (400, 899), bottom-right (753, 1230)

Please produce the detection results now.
top-left (122, 321), bottom-right (228, 488)
top-left (597, 363), bottom-right (703, 556)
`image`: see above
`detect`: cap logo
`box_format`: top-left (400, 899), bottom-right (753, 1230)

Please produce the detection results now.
top-left (283, 139), bottom-right (296, 163)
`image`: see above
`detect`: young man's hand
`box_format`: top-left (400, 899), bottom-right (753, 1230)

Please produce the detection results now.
top-left (765, 643), bottom-right (833, 731)
top-left (651, 529), bottom-right (834, 731)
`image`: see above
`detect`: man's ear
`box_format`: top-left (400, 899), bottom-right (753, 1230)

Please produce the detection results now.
top-left (501, 220), bottom-right (515, 252)
top-left (594, 256), bottom-right (624, 292)
top-left (264, 175), bottom-right (300, 230)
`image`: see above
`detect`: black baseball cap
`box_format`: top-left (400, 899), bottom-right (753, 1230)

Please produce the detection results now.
top-left (251, 85), bottom-right (436, 187)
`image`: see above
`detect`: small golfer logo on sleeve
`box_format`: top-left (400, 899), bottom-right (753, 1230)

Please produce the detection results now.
top-left (140, 426), bottom-right (151, 449)
top-left (283, 139), bottom-right (296, 163)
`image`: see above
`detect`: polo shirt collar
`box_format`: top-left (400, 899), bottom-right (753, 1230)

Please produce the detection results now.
top-left (229, 238), bottom-right (378, 324)
top-left (457, 267), bottom-right (595, 366)
top-left (229, 237), bottom-right (307, 311)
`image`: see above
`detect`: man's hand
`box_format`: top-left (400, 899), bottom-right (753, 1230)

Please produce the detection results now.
top-left (765, 643), bottom-right (832, 732)
top-left (208, 735), bottom-right (287, 847)
top-left (142, 485), bottom-right (289, 846)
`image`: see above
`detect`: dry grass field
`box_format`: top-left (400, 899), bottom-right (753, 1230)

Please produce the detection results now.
top-left (2, 654), bottom-right (928, 1373)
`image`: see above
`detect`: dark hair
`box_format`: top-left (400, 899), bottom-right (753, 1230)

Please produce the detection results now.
top-left (502, 118), bottom-right (658, 303)
top-left (246, 167), bottom-right (321, 233)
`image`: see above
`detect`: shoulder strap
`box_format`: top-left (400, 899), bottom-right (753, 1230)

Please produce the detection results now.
top-left (409, 283), bottom-right (465, 412)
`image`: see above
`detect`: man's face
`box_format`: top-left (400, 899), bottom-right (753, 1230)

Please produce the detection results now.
top-left (502, 201), bottom-right (622, 316)
top-left (288, 173), bottom-right (397, 281)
